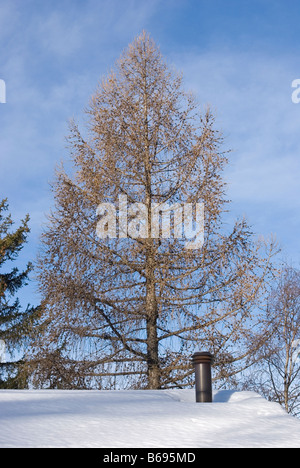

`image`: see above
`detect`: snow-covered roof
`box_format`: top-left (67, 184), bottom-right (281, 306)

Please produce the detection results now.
top-left (0, 389), bottom-right (299, 448)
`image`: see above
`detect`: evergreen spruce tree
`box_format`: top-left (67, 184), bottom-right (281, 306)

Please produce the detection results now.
top-left (0, 199), bottom-right (39, 388)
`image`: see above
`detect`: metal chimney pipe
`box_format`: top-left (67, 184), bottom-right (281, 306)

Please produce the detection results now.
top-left (191, 351), bottom-right (213, 403)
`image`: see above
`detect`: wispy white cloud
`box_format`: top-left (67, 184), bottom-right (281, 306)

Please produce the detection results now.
top-left (168, 48), bottom-right (300, 260)
top-left (36, 11), bottom-right (84, 58)
top-left (173, 49), bottom-right (300, 204)
top-left (0, 0), bottom-right (164, 218)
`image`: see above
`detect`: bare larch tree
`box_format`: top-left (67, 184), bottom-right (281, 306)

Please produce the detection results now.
top-left (32, 32), bottom-right (277, 389)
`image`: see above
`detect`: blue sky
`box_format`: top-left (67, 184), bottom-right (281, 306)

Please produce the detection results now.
top-left (1, 0), bottom-right (300, 307)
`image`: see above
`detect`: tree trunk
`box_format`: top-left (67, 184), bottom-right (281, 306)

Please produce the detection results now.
top-left (145, 216), bottom-right (159, 388)
top-left (146, 312), bottom-right (160, 389)
top-left (143, 51), bottom-right (160, 389)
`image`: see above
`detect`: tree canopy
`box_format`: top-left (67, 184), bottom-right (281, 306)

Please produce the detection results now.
top-left (33, 32), bottom-right (278, 390)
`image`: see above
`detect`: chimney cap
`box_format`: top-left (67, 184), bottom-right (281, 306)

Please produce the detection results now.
top-left (191, 351), bottom-right (214, 364)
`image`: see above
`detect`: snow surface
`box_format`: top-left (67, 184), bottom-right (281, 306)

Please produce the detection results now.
top-left (0, 389), bottom-right (300, 448)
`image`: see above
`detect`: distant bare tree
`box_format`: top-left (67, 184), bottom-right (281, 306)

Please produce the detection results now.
top-left (32, 32), bottom-right (277, 389)
top-left (244, 266), bottom-right (300, 417)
